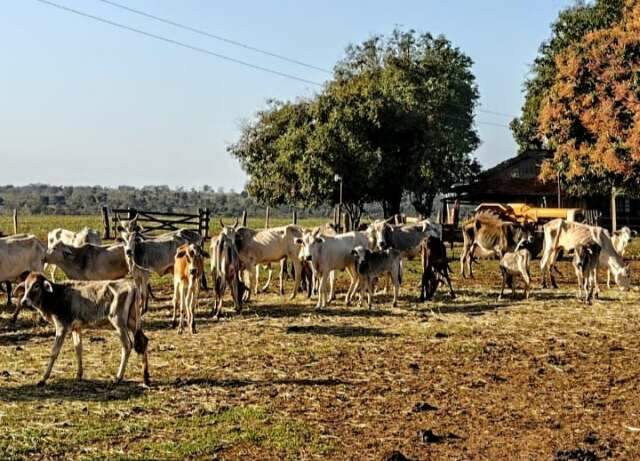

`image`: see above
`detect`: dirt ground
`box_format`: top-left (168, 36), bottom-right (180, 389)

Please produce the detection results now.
top-left (1, 255), bottom-right (640, 460)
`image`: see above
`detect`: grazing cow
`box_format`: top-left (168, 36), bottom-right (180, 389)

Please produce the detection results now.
top-left (498, 242), bottom-right (532, 300)
top-left (211, 225), bottom-right (244, 318)
top-left (540, 219), bottom-right (630, 292)
top-left (46, 227), bottom-right (102, 281)
top-left (573, 243), bottom-right (601, 304)
top-left (231, 223), bottom-right (304, 301)
top-left (351, 245), bottom-right (402, 308)
top-left (419, 236), bottom-right (455, 301)
top-left (44, 241), bottom-right (128, 281)
top-left (1, 234), bottom-right (47, 321)
top-left (296, 231), bottom-right (369, 308)
top-left (367, 218), bottom-right (441, 258)
top-left (460, 212), bottom-right (533, 278)
top-left (17, 272), bottom-right (149, 386)
top-left (172, 244), bottom-right (207, 333)
top-left (608, 227), bottom-right (635, 288)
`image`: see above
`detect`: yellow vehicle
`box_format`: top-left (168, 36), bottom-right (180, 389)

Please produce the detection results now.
top-left (474, 203), bottom-right (584, 225)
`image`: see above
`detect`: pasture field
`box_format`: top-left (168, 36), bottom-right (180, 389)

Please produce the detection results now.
top-left (1, 215), bottom-right (640, 460)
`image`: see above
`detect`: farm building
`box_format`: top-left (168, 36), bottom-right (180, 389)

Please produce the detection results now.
top-left (444, 150), bottom-right (640, 230)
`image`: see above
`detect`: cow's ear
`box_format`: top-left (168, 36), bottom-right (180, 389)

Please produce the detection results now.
top-left (43, 280), bottom-right (54, 293)
top-left (176, 250), bottom-right (186, 259)
top-left (295, 238), bottom-right (303, 245)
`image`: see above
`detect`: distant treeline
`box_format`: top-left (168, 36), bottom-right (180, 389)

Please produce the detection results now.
top-left (0, 184), bottom-right (336, 218)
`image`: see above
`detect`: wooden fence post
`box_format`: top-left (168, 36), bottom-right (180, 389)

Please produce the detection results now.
top-left (265, 206), bottom-right (270, 229)
top-left (241, 209), bottom-right (248, 227)
top-left (344, 212), bottom-right (351, 232)
top-left (611, 187), bottom-right (618, 233)
top-left (12, 209), bottom-right (18, 234)
top-left (101, 206), bottom-right (111, 240)
top-left (292, 209), bottom-right (298, 225)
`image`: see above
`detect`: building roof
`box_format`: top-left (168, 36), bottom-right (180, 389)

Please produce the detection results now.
top-left (450, 150), bottom-right (556, 200)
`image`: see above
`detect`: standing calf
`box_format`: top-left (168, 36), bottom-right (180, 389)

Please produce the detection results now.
top-left (498, 244), bottom-right (532, 300)
top-left (351, 246), bottom-right (402, 308)
top-left (172, 244), bottom-right (208, 334)
top-left (573, 243), bottom-right (601, 304)
top-left (18, 272), bottom-right (150, 386)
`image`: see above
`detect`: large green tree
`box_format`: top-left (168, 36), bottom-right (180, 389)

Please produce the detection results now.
top-left (511, 0), bottom-right (625, 153)
top-left (229, 29), bottom-right (480, 221)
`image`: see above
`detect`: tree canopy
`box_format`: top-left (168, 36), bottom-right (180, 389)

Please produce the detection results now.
top-left (229, 29), bottom-right (480, 222)
top-left (538, 0), bottom-right (640, 195)
top-left (510, 0), bottom-right (625, 153)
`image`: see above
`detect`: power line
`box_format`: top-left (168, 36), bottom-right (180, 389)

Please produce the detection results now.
top-left (32, 0), bottom-right (513, 130)
top-left (95, 0), bottom-right (333, 75)
top-left (100, 0), bottom-right (517, 120)
top-left (34, 0), bottom-right (324, 87)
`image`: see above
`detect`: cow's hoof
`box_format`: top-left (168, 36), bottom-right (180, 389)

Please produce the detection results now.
top-left (36, 380), bottom-right (46, 387)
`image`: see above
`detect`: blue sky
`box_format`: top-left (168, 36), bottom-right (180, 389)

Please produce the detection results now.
top-left (0, 0), bottom-right (574, 190)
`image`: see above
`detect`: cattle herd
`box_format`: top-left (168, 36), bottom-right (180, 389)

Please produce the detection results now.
top-left (0, 212), bottom-right (635, 387)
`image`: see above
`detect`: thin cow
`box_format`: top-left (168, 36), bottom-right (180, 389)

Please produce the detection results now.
top-left (211, 222), bottom-right (244, 318)
top-left (17, 272), bottom-right (150, 386)
top-left (46, 227), bottom-right (102, 281)
top-left (540, 218), bottom-right (630, 292)
top-left (460, 212), bottom-right (533, 278)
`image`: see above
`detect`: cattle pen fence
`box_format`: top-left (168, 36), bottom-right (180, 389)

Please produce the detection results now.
top-left (101, 206), bottom-right (211, 241)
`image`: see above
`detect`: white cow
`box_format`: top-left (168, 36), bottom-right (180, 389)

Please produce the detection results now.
top-left (296, 231), bottom-right (370, 309)
top-left (540, 219), bottom-right (630, 292)
top-left (0, 234), bottom-right (46, 320)
top-left (608, 227), bottom-right (634, 288)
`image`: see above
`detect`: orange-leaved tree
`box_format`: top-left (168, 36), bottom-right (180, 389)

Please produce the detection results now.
top-left (539, 0), bottom-right (640, 196)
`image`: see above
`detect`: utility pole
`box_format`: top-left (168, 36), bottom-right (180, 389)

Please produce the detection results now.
top-left (334, 174), bottom-right (343, 231)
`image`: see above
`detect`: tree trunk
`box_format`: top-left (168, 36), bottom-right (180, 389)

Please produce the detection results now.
top-left (382, 195), bottom-right (402, 218)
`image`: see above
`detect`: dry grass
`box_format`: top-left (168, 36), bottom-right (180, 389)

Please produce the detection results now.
top-left (1, 216), bottom-right (640, 460)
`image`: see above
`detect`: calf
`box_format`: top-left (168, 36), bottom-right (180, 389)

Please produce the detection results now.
top-left (17, 272), bottom-right (150, 386)
top-left (419, 237), bottom-right (455, 301)
top-left (573, 243), bottom-right (601, 304)
top-left (172, 244), bottom-right (208, 334)
top-left (211, 229), bottom-right (244, 318)
top-left (608, 227), bottom-right (634, 288)
top-left (351, 245), bottom-right (402, 308)
top-left (498, 244), bottom-right (532, 300)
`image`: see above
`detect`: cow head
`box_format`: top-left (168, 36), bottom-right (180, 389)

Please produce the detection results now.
top-left (367, 220), bottom-right (393, 250)
top-left (176, 244), bottom-right (208, 279)
top-left (44, 241), bottom-right (73, 264)
top-left (351, 245), bottom-right (371, 275)
top-left (295, 230), bottom-right (323, 262)
top-left (614, 265), bottom-right (632, 291)
top-left (19, 272), bottom-right (54, 310)
top-left (120, 230), bottom-right (144, 271)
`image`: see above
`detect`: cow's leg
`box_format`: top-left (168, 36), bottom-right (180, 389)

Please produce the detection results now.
top-left (245, 267), bottom-right (254, 302)
top-left (460, 242), bottom-right (469, 278)
top-left (171, 279), bottom-right (179, 328)
top-left (573, 261), bottom-right (583, 300)
top-left (5, 281), bottom-right (13, 307)
top-left (178, 283), bottom-right (186, 334)
top-left (72, 329), bottom-right (83, 380)
top-left (231, 275), bottom-right (241, 313)
top-left (367, 277), bottom-right (373, 309)
top-left (344, 266), bottom-right (357, 306)
top-left (498, 268), bottom-right (507, 301)
top-left (279, 258), bottom-right (286, 296)
top-left (523, 266), bottom-right (531, 300)
top-left (289, 258), bottom-right (302, 300)
top-left (327, 271), bottom-right (337, 302)
top-left (392, 271), bottom-right (399, 307)
top-left (607, 269), bottom-right (612, 290)
top-left (443, 270), bottom-right (456, 299)
top-left (316, 273), bottom-right (327, 309)
top-left (39, 325), bottom-right (68, 386)
top-left (114, 324), bottom-right (132, 383)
